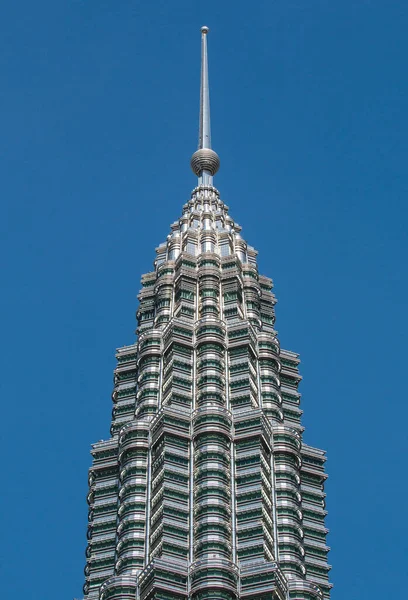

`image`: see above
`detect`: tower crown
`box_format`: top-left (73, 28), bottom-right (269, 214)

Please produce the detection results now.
top-left (81, 26), bottom-right (332, 600)
top-left (190, 26), bottom-right (220, 183)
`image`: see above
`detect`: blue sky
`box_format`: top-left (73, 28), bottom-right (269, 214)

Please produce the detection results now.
top-left (1, 1), bottom-right (407, 598)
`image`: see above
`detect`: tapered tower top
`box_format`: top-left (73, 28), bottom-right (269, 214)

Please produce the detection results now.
top-left (190, 26), bottom-right (220, 185)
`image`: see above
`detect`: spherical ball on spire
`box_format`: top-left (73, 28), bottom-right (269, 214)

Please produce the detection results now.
top-left (201, 26), bottom-right (209, 34)
top-left (190, 148), bottom-right (220, 176)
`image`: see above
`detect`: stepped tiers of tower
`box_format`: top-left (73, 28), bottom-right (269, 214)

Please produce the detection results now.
top-left (83, 186), bottom-right (332, 600)
top-left (81, 26), bottom-right (332, 600)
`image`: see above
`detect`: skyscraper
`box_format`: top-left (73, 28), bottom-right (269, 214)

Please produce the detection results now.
top-left (82, 27), bottom-right (332, 600)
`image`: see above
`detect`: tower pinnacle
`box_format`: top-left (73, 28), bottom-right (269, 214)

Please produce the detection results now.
top-left (81, 28), bottom-right (332, 600)
top-left (190, 25), bottom-right (220, 184)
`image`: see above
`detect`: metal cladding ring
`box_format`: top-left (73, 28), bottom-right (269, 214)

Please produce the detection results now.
top-left (191, 148), bottom-right (220, 176)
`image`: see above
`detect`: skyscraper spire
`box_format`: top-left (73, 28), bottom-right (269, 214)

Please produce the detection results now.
top-left (198, 25), bottom-right (211, 150)
top-left (190, 26), bottom-right (220, 185)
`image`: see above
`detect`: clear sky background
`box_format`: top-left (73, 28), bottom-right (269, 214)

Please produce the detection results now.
top-left (1, 1), bottom-right (407, 598)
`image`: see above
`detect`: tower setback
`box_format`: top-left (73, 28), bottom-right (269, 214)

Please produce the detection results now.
top-left (82, 27), bottom-right (332, 600)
